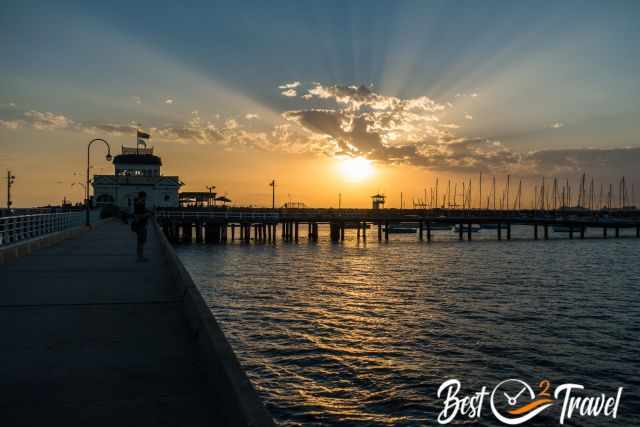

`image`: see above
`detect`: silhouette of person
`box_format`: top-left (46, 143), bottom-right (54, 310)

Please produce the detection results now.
top-left (132, 191), bottom-right (151, 262)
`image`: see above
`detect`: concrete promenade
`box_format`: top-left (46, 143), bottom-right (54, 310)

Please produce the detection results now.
top-left (0, 220), bottom-right (270, 426)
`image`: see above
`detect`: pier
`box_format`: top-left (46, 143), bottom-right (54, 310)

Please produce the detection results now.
top-left (156, 207), bottom-right (640, 243)
top-left (0, 216), bottom-right (273, 426)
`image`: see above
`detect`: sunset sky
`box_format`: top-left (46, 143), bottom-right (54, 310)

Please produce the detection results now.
top-left (1, 0), bottom-right (639, 208)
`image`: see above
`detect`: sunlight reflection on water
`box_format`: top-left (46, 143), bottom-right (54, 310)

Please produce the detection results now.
top-left (176, 226), bottom-right (640, 426)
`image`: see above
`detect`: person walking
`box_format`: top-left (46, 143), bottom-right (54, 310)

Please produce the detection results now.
top-left (132, 191), bottom-right (152, 262)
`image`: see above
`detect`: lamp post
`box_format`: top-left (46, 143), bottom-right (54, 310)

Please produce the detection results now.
top-left (269, 180), bottom-right (275, 209)
top-left (86, 138), bottom-right (112, 226)
top-left (6, 170), bottom-right (16, 209)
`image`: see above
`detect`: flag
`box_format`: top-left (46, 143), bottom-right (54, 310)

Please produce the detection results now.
top-left (137, 129), bottom-right (150, 147)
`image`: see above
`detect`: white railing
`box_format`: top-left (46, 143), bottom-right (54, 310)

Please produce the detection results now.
top-left (0, 211), bottom-right (89, 246)
top-left (156, 210), bottom-right (280, 221)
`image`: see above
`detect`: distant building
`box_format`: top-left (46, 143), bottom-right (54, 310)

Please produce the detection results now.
top-left (371, 193), bottom-right (386, 209)
top-left (92, 146), bottom-right (182, 212)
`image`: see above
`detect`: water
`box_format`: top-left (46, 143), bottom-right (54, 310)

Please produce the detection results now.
top-left (175, 226), bottom-right (640, 426)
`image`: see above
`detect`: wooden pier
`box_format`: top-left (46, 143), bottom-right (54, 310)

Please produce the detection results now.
top-left (0, 219), bottom-right (274, 426)
top-left (156, 207), bottom-right (640, 244)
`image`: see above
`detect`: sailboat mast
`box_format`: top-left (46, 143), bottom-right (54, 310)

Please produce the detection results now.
top-left (492, 176), bottom-right (496, 210)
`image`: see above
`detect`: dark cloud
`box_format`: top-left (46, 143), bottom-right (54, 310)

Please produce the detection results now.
top-left (527, 147), bottom-right (640, 176)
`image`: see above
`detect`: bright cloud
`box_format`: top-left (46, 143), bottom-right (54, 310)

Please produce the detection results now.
top-left (278, 81), bottom-right (301, 89)
top-left (2, 85), bottom-right (638, 176)
top-left (165, 99), bottom-right (174, 104)
top-left (24, 110), bottom-right (74, 130)
top-left (281, 88), bottom-right (297, 97)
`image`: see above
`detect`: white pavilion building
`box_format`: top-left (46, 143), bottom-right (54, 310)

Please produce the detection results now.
top-left (92, 146), bottom-right (182, 212)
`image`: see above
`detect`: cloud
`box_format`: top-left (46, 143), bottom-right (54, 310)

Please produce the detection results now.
top-left (455, 93), bottom-right (479, 98)
top-left (276, 83), bottom-right (640, 175)
top-left (281, 88), bottom-right (297, 97)
top-left (280, 83), bottom-right (503, 170)
top-left (8, 102), bottom-right (16, 108)
top-left (0, 120), bottom-right (21, 129)
top-left (165, 99), bottom-right (174, 104)
top-left (24, 110), bottom-right (74, 130)
top-left (4, 87), bottom-right (638, 177)
top-left (224, 118), bottom-right (239, 129)
top-left (132, 96), bottom-right (142, 105)
top-left (82, 123), bottom-right (137, 135)
top-left (527, 146), bottom-right (640, 176)
top-left (549, 122), bottom-right (564, 129)
top-left (278, 81), bottom-right (301, 89)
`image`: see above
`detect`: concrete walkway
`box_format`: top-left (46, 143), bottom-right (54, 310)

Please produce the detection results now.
top-left (0, 221), bottom-right (220, 426)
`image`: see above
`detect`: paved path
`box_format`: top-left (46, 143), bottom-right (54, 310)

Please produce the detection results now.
top-left (0, 221), bottom-right (219, 426)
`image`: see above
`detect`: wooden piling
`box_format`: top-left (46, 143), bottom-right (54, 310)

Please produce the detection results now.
top-left (544, 225), bottom-right (549, 240)
top-left (569, 225), bottom-right (573, 239)
top-left (506, 223), bottom-right (511, 240)
top-left (195, 222), bottom-right (203, 243)
top-left (497, 223), bottom-right (502, 240)
top-left (183, 222), bottom-right (193, 243)
top-left (294, 222), bottom-right (299, 242)
top-left (426, 221), bottom-right (432, 242)
top-left (419, 221), bottom-right (424, 241)
top-left (603, 227), bottom-right (607, 239)
top-left (378, 223), bottom-right (382, 241)
top-left (615, 227), bottom-right (620, 238)
top-left (384, 221), bottom-right (389, 242)
top-left (580, 227), bottom-right (585, 239)
top-left (362, 221), bottom-right (366, 241)
top-left (467, 223), bottom-right (472, 241)
top-left (534, 224), bottom-right (538, 240)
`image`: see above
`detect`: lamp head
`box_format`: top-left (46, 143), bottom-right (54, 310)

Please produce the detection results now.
top-left (105, 153), bottom-right (112, 162)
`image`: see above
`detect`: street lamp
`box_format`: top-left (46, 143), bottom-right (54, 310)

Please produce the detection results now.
top-left (86, 138), bottom-right (112, 226)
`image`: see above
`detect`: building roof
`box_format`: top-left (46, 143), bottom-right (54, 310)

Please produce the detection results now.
top-left (113, 154), bottom-right (162, 166)
top-left (93, 175), bottom-right (181, 186)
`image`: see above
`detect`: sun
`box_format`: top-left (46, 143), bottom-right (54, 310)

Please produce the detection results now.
top-left (339, 157), bottom-right (374, 182)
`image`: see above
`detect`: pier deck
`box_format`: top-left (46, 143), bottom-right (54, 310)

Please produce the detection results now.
top-left (0, 221), bottom-right (269, 426)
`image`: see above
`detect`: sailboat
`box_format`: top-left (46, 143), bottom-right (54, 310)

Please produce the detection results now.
top-left (552, 225), bottom-right (587, 233)
top-left (452, 224), bottom-right (482, 233)
top-left (384, 223), bottom-right (418, 234)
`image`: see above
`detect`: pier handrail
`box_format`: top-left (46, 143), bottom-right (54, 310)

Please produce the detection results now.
top-left (156, 210), bottom-right (280, 221)
top-left (0, 211), bottom-right (89, 247)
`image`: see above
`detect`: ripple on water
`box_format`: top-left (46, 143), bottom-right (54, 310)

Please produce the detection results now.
top-left (176, 227), bottom-right (640, 426)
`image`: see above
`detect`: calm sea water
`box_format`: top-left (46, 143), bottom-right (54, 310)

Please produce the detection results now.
top-left (175, 226), bottom-right (640, 426)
